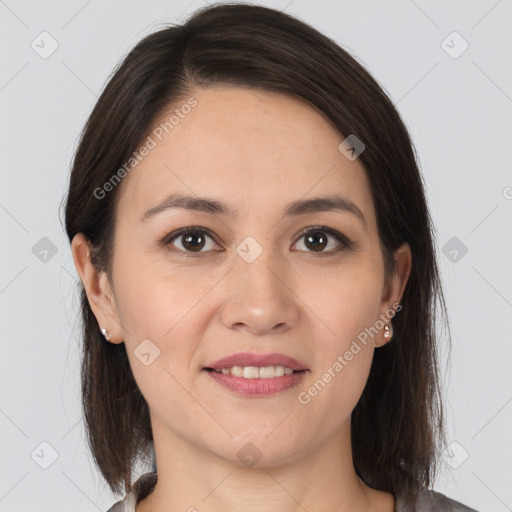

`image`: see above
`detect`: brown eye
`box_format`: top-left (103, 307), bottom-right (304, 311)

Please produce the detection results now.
top-left (304, 231), bottom-right (328, 252)
top-left (165, 229), bottom-right (218, 254)
top-left (292, 226), bottom-right (351, 254)
top-left (180, 232), bottom-right (206, 252)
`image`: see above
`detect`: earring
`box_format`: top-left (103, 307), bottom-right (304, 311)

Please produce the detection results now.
top-left (383, 322), bottom-right (393, 340)
top-left (101, 327), bottom-right (112, 341)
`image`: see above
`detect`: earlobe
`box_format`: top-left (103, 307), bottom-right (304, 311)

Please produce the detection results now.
top-left (70, 233), bottom-right (123, 343)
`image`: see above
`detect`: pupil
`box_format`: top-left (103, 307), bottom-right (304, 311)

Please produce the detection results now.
top-left (306, 232), bottom-right (327, 252)
top-left (183, 232), bottom-right (205, 252)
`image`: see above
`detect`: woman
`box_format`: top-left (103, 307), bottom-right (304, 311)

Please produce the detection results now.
top-left (64, 3), bottom-right (479, 511)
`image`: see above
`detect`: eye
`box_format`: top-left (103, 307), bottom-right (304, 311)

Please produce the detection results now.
top-left (162, 225), bottom-right (352, 256)
top-left (292, 226), bottom-right (352, 254)
top-left (163, 227), bottom-right (219, 254)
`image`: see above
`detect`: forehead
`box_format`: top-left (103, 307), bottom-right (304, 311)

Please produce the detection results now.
top-left (116, 86), bottom-right (375, 227)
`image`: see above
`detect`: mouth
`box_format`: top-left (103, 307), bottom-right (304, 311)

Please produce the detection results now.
top-left (201, 366), bottom-right (309, 396)
top-left (201, 352), bottom-right (309, 395)
top-left (203, 366), bottom-right (308, 378)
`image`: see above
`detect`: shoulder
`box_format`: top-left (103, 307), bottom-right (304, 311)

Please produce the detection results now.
top-left (395, 487), bottom-right (479, 512)
top-left (106, 472), bottom-right (158, 512)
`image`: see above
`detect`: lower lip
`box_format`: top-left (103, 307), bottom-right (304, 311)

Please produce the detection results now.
top-left (203, 369), bottom-right (308, 396)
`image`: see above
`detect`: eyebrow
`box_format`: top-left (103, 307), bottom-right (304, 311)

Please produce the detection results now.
top-left (140, 192), bottom-right (366, 227)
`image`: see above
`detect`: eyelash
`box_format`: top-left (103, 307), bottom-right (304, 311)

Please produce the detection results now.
top-left (161, 225), bottom-right (353, 257)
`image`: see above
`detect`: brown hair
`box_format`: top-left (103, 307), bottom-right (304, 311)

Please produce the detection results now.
top-left (62, 2), bottom-right (449, 503)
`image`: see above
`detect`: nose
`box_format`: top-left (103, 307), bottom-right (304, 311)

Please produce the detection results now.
top-left (219, 246), bottom-right (299, 335)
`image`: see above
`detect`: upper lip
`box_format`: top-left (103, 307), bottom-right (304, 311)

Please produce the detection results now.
top-left (204, 352), bottom-right (309, 371)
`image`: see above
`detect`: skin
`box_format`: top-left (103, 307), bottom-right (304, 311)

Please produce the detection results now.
top-left (72, 87), bottom-right (411, 512)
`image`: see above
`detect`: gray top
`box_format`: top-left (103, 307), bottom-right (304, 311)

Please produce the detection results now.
top-left (106, 472), bottom-right (479, 512)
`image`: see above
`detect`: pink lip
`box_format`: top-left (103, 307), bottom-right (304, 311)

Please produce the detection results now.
top-left (204, 352), bottom-right (309, 371)
top-left (204, 369), bottom-right (307, 395)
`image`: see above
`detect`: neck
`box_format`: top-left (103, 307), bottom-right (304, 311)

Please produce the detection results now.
top-left (136, 417), bottom-right (394, 512)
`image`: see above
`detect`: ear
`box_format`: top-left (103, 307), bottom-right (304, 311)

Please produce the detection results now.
top-left (71, 233), bottom-right (123, 344)
top-left (374, 242), bottom-right (412, 348)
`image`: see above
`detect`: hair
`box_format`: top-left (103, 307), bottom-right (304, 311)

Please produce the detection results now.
top-left (62, 2), bottom-right (449, 504)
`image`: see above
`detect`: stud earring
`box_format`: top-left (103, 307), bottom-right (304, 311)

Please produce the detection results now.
top-left (383, 322), bottom-right (393, 340)
top-left (101, 328), bottom-right (112, 341)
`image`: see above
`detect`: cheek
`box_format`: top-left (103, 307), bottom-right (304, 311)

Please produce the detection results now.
top-left (109, 263), bottom-right (197, 399)
top-left (112, 250), bottom-right (206, 342)
top-left (114, 273), bottom-right (203, 416)
top-left (295, 265), bottom-right (381, 411)
top-left (299, 324), bottom-right (375, 435)
top-left (302, 263), bottom-right (383, 345)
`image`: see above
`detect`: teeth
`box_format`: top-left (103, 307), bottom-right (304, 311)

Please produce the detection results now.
top-left (213, 365), bottom-right (297, 378)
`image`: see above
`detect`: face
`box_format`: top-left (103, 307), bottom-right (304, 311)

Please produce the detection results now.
top-left (73, 86), bottom-right (410, 467)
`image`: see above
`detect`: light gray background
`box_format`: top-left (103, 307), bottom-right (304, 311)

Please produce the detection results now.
top-left (1, 0), bottom-right (511, 510)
